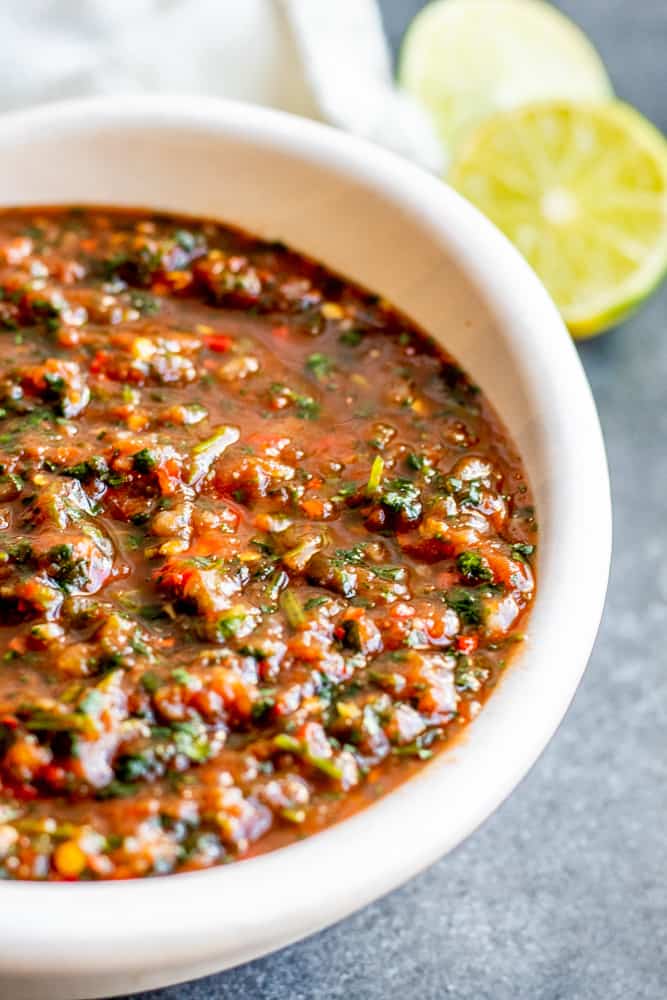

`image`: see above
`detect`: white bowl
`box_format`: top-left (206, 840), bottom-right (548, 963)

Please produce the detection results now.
top-left (0, 96), bottom-right (611, 999)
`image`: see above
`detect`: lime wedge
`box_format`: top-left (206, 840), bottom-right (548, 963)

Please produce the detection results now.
top-left (399, 0), bottom-right (612, 160)
top-left (449, 101), bottom-right (667, 335)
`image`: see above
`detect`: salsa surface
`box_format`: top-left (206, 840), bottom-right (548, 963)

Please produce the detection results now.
top-left (0, 207), bottom-right (536, 881)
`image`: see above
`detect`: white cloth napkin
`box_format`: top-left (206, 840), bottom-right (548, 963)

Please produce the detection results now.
top-left (0, 0), bottom-right (442, 173)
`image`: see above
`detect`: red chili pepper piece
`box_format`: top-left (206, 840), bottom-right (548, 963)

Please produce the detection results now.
top-left (205, 334), bottom-right (233, 353)
top-left (456, 635), bottom-right (479, 654)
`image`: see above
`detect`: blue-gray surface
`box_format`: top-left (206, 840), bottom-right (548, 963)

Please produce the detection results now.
top-left (129, 3), bottom-right (666, 998)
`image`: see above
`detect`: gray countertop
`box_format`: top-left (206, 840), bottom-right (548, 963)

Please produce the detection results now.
top-left (131, 3), bottom-right (667, 997)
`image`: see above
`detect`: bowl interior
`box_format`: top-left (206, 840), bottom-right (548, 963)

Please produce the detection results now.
top-left (0, 98), bottom-right (611, 997)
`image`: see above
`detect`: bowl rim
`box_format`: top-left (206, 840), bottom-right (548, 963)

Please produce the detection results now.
top-left (0, 95), bottom-right (611, 982)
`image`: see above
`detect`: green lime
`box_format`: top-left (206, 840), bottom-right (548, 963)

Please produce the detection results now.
top-left (449, 101), bottom-right (667, 335)
top-left (399, 0), bottom-right (612, 162)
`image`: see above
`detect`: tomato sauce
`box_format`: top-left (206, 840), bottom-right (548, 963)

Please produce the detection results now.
top-left (0, 208), bottom-right (536, 880)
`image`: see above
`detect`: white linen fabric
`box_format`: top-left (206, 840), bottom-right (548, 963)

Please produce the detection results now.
top-left (0, 0), bottom-right (443, 171)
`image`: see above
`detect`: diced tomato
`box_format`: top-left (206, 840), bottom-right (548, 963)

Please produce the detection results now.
top-left (90, 350), bottom-right (110, 374)
top-left (154, 636), bottom-right (175, 648)
top-left (301, 498), bottom-right (325, 519)
top-left (154, 563), bottom-right (194, 591)
top-left (205, 334), bottom-right (233, 353)
top-left (41, 764), bottom-right (67, 788)
top-left (57, 327), bottom-right (81, 348)
top-left (341, 606), bottom-right (365, 622)
top-left (155, 459), bottom-right (182, 495)
top-left (12, 782), bottom-right (38, 801)
top-left (188, 530), bottom-right (240, 560)
top-left (456, 635), bottom-right (479, 654)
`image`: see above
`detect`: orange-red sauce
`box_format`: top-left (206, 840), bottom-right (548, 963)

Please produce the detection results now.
top-left (0, 208), bottom-right (536, 880)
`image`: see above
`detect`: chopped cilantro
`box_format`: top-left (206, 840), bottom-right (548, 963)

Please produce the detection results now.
top-left (140, 671), bottom-right (162, 693)
top-left (377, 478), bottom-right (422, 521)
top-left (172, 721), bottom-right (211, 763)
top-left (305, 353), bottom-right (333, 379)
top-left (295, 394), bottom-right (320, 420)
top-left (172, 668), bottom-right (196, 686)
top-left (132, 448), bottom-right (158, 474)
top-left (334, 545), bottom-right (367, 566)
top-left (406, 452), bottom-right (433, 475)
top-left (216, 608), bottom-right (250, 641)
top-left (129, 291), bottom-right (160, 315)
top-left (96, 780), bottom-right (139, 800)
top-left (339, 329), bottom-right (364, 347)
top-left (47, 543), bottom-right (88, 593)
top-left (445, 587), bottom-right (483, 626)
top-left (61, 455), bottom-right (123, 486)
top-left (251, 688), bottom-right (276, 721)
top-left (115, 753), bottom-right (152, 782)
top-left (457, 551), bottom-right (493, 583)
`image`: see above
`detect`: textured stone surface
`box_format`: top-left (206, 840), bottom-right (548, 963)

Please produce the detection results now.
top-left (130, 3), bottom-right (667, 997)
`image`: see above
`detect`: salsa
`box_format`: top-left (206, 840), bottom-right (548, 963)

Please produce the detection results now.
top-left (0, 207), bottom-right (536, 881)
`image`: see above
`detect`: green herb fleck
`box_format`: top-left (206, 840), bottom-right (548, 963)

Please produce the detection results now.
top-left (305, 353), bottom-right (333, 380)
top-left (445, 587), bottom-right (483, 626)
top-left (339, 329), bottom-right (364, 347)
top-left (457, 551), bottom-right (493, 583)
top-left (132, 448), bottom-right (158, 474)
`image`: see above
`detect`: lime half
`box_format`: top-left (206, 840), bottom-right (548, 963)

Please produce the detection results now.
top-left (399, 0), bottom-right (612, 160)
top-left (449, 101), bottom-right (667, 335)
